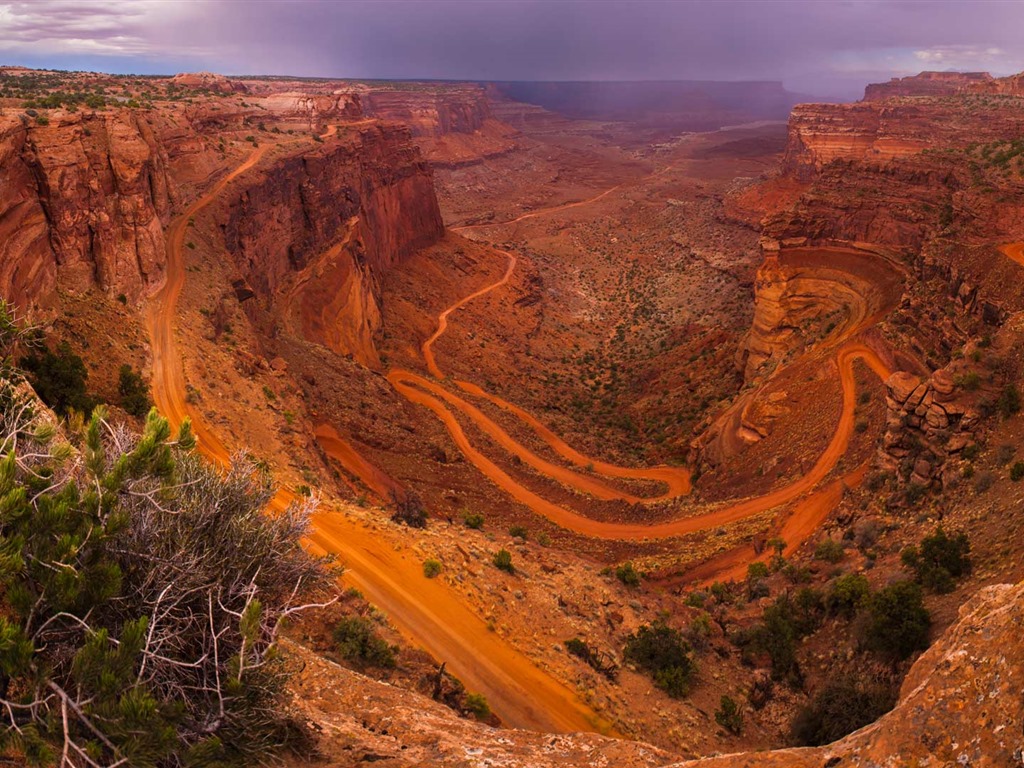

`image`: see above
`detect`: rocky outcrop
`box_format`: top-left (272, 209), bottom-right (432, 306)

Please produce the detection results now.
top-left (171, 71), bottom-right (248, 94)
top-left (361, 86), bottom-right (519, 167)
top-left (285, 581), bottom-right (1024, 767)
top-left (221, 124), bottom-right (444, 367)
top-left (672, 582), bottom-right (1024, 767)
top-left (879, 366), bottom-right (981, 487)
top-left (0, 110), bottom-right (175, 312)
top-left (361, 86), bottom-right (493, 138)
top-left (863, 71), bottom-right (993, 100)
top-left (741, 246), bottom-right (904, 381)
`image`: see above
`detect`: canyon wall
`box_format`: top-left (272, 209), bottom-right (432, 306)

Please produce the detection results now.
top-left (863, 70), bottom-right (993, 100)
top-left (0, 110), bottom-right (177, 313)
top-left (221, 124), bottom-right (444, 367)
top-left (361, 86), bottom-right (492, 138)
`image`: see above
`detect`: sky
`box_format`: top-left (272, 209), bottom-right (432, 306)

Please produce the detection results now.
top-left (1, 0), bottom-right (1023, 99)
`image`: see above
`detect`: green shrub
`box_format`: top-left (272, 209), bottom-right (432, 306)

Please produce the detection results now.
top-left (900, 527), bottom-right (971, 593)
top-left (21, 341), bottom-right (98, 416)
top-left (462, 510), bottom-right (484, 529)
top-left (814, 538), bottom-right (845, 563)
top-left (1011, 461), bottom-right (1024, 482)
top-left (565, 637), bottom-right (618, 680)
top-left (508, 524), bottom-right (528, 539)
top-left (615, 561), bottom-right (641, 587)
top-left (333, 616), bottom-right (397, 669)
top-left (493, 548), bottom-right (514, 573)
top-left (791, 677), bottom-right (896, 746)
top-left (118, 364), bottom-right (152, 417)
top-left (464, 692), bottom-right (490, 720)
top-left (997, 383), bottom-right (1021, 418)
top-left (714, 695), bottom-right (743, 735)
top-left (744, 591), bottom-right (822, 684)
top-left (825, 573), bottom-right (870, 617)
top-left (861, 581), bottom-right (931, 661)
top-left (623, 621), bottom-right (694, 698)
top-left (0, 318), bottom-right (330, 766)
top-left (422, 558), bottom-right (442, 578)
top-left (955, 372), bottom-right (981, 391)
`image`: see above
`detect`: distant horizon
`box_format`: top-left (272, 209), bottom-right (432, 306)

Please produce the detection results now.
top-left (2, 1), bottom-right (1023, 102)
top-left (6, 61), bottom-right (1014, 103)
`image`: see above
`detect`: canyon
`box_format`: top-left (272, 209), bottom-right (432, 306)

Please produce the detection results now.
top-left (2, 63), bottom-right (1024, 765)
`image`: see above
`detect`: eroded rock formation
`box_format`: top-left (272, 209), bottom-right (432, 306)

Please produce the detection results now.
top-left (221, 124), bottom-right (444, 367)
top-left (0, 110), bottom-right (175, 312)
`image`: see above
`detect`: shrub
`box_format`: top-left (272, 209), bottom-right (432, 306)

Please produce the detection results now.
top-left (744, 591), bottom-right (821, 684)
top-left (0, 331), bottom-right (329, 766)
top-left (464, 692), bottom-right (490, 720)
top-left (623, 621), bottom-right (695, 698)
top-left (118, 364), bottom-right (152, 417)
top-left (615, 561), bottom-right (641, 587)
top-left (715, 695), bottom-right (743, 735)
top-left (508, 524), bottom-right (528, 539)
top-left (973, 470), bottom-right (995, 493)
top-left (390, 491), bottom-right (428, 528)
top-left (565, 637), bottom-right (618, 680)
top-left (462, 510), bottom-right (484, 529)
top-left (901, 527), bottom-right (971, 593)
top-left (955, 372), bottom-right (981, 391)
top-left (814, 538), bottom-right (845, 563)
top-left (791, 677), bottom-right (897, 746)
top-left (422, 558), bottom-right (443, 578)
top-left (997, 383), bottom-right (1021, 418)
top-left (1011, 461), bottom-right (1024, 482)
top-left (861, 581), bottom-right (931, 661)
top-left (21, 341), bottom-right (98, 416)
top-left (493, 548), bottom-right (514, 573)
top-left (333, 616), bottom-right (397, 669)
top-left (825, 573), bottom-right (871, 617)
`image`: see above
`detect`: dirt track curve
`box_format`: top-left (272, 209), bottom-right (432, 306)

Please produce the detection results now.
top-left (144, 140), bottom-right (607, 734)
top-left (147, 140), bottom-right (897, 732)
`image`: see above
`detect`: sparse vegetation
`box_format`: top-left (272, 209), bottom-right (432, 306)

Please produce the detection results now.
top-left (901, 527), bottom-right (971, 593)
top-left (21, 341), bottom-right (98, 417)
top-left (615, 561), bottom-right (641, 587)
top-left (462, 510), bottom-right (485, 529)
top-left (623, 620), bottom-right (695, 699)
top-left (118, 364), bottom-right (152, 417)
top-left (492, 548), bottom-right (514, 573)
top-left (791, 676), bottom-right (896, 746)
top-left (463, 692), bottom-right (490, 720)
top-left (714, 695), bottom-right (743, 735)
top-left (861, 581), bottom-right (931, 661)
top-left (814, 538), bottom-right (845, 563)
top-left (334, 615), bottom-right (397, 670)
top-left (423, 558), bottom-right (443, 578)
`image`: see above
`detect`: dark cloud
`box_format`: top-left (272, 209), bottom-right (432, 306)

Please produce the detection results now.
top-left (2, 0), bottom-right (1023, 97)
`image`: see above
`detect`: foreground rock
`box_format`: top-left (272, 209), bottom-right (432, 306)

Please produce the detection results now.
top-left (287, 581), bottom-right (1024, 767)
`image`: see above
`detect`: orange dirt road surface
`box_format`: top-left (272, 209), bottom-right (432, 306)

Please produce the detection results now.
top-left (999, 242), bottom-right (1024, 267)
top-left (390, 344), bottom-right (891, 541)
top-left (144, 147), bottom-right (607, 734)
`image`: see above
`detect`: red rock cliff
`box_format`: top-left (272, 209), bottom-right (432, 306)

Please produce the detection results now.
top-left (0, 110), bottom-right (176, 313)
top-left (221, 124), bottom-right (444, 367)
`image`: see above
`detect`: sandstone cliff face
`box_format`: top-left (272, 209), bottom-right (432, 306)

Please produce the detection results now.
top-left (285, 581), bottom-right (1024, 767)
top-left (863, 71), bottom-right (993, 101)
top-left (221, 124), bottom-right (444, 367)
top-left (0, 110), bottom-right (175, 312)
top-left (361, 87), bottom-right (492, 138)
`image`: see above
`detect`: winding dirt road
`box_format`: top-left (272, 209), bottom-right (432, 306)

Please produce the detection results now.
top-left (147, 138), bottom-right (898, 733)
top-left (145, 144), bottom-right (606, 734)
